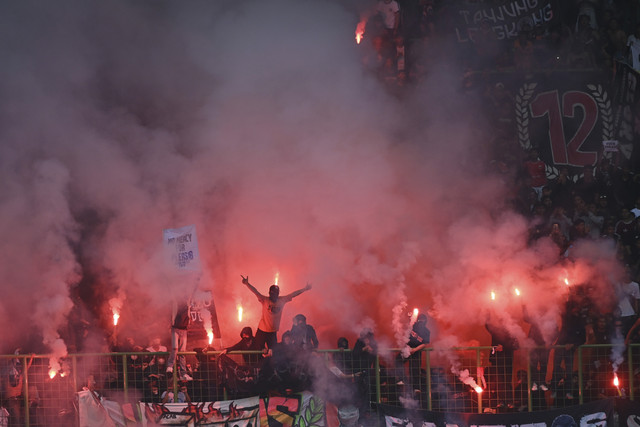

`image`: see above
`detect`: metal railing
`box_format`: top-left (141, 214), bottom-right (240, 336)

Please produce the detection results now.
top-left (0, 344), bottom-right (634, 426)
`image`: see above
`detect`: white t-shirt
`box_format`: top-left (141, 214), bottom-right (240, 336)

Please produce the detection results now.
top-left (628, 35), bottom-right (640, 71)
top-left (618, 281), bottom-right (640, 317)
top-left (376, 0), bottom-right (399, 30)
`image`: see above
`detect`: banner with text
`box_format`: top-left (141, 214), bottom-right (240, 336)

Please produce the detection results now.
top-left (380, 398), bottom-right (612, 426)
top-left (446, 0), bottom-right (556, 43)
top-left (163, 224), bottom-right (201, 272)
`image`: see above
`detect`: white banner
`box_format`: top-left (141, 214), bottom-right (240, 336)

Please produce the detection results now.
top-left (140, 396), bottom-right (260, 426)
top-left (163, 224), bottom-right (201, 272)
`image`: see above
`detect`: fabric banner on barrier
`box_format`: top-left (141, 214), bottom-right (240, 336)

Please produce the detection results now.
top-left (163, 224), bottom-right (201, 272)
top-left (80, 392), bottom-right (620, 427)
top-left (140, 396), bottom-right (260, 426)
top-left (615, 398), bottom-right (640, 426)
top-left (379, 398), bottom-right (612, 426)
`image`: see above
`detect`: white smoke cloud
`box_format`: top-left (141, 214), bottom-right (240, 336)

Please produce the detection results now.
top-left (0, 0), bottom-right (623, 366)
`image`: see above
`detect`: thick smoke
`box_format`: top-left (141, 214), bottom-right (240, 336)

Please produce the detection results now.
top-left (0, 0), bottom-right (621, 375)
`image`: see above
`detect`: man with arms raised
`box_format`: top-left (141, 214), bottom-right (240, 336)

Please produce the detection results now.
top-left (241, 275), bottom-right (312, 352)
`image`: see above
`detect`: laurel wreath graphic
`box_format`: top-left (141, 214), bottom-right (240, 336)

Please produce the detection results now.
top-left (587, 83), bottom-right (613, 141)
top-left (515, 82), bottom-right (613, 182)
top-left (516, 82), bottom-right (538, 152)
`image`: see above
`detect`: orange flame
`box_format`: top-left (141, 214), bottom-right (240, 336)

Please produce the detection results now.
top-left (237, 305), bottom-right (243, 322)
top-left (208, 331), bottom-right (214, 345)
top-left (614, 373), bottom-right (620, 387)
top-left (355, 19), bottom-right (367, 44)
top-left (274, 272), bottom-right (279, 287)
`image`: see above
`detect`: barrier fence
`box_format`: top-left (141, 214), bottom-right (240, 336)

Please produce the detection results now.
top-left (0, 344), bottom-right (636, 426)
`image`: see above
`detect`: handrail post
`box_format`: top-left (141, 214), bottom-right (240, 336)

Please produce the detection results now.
top-left (375, 355), bottom-right (381, 405)
top-left (527, 348), bottom-right (532, 412)
top-left (426, 349), bottom-right (432, 411)
top-left (577, 346), bottom-right (583, 405)
top-left (72, 355), bottom-right (78, 399)
top-left (476, 349), bottom-right (482, 414)
top-left (23, 355), bottom-right (30, 427)
top-left (629, 344), bottom-right (634, 400)
top-left (172, 352), bottom-right (179, 402)
top-left (121, 354), bottom-right (129, 402)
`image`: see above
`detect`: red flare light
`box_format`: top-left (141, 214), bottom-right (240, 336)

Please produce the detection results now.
top-left (113, 312), bottom-right (120, 326)
top-left (474, 386), bottom-right (483, 393)
top-left (237, 305), bottom-right (243, 322)
top-left (355, 19), bottom-right (367, 44)
top-left (564, 277), bottom-right (570, 286)
top-left (514, 288), bottom-right (521, 296)
top-left (208, 331), bottom-right (214, 345)
top-left (48, 369), bottom-right (57, 379)
top-left (613, 373), bottom-right (620, 387)
top-left (490, 291), bottom-right (496, 300)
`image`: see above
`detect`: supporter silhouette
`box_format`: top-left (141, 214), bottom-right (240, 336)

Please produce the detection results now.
top-left (166, 304), bottom-right (192, 381)
top-left (397, 313), bottom-right (430, 393)
top-left (220, 326), bottom-right (262, 367)
top-left (161, 381), bottom-right (191, 403)
top-left (1, 350), bottom-right (34, 427)
top-left (352, 329), bottom-right (379, 415)
top-left (615, 207), bottom-right (638, 257)
top-left (615, 267), bottom-right (640, 336)
top-left (551, 300), bottom-right (586, 401)
top-left (523, 148), bottom-right (547, 201)
top-left (289, 314), bottom-right (319, 351)
top-left (241, 275), bottom-right (312, 351)
top-left (485, 312), bottom-right (518, 411)
top-left (522, 305), bottom-right (550, 393)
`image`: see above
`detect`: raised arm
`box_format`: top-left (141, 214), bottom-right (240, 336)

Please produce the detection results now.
top-left (282, 282), bottom-right (312, 299)
top-left (241, 275), bottom-right (264, 298)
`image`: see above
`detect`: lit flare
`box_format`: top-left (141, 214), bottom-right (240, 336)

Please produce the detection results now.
top-left (355, 19), bottom-right (367, 44)
top-left (514, 288), bottom-right (521, 296)
top-left (237, 305), bottom-right (243, 322)
top-left (613, 373), bottom-right (623, 396)
top-left (113, 312), bottom-right (120, 326)
top-left (48, 369), bottom-right (57, 379)
top-left (490, 291), bottom-right (496, 300)
top-left (208, 331), bottom-right (214, 345)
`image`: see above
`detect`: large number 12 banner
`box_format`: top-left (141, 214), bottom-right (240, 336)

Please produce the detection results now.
top-left (516, 65), bottom-right (639, 175)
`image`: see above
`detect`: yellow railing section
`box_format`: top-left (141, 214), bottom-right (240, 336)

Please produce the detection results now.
top-left (0, 344), bottom-right (635, 426)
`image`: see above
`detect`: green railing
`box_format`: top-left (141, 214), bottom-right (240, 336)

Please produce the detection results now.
top-left (0, 344), bottom-right (634, 426)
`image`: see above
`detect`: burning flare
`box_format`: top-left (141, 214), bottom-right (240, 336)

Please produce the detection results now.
top-left (564, 277), bottom-right (570, 286)
top-left (613, 373), bottom-right (619, 387)
top-left (112, 312), bottom-right (120, 326)
top-left (208, 331), bottom-right (214, 345)
top-left (514, 288), bottom-right (521, 296)
top-left (48, 369), bottom-right (57, 379)
top-left (474, 386), bottom-right (483, 394)
top-left (237, 305), bottom-right (243, 322)
top-left (274, 272), bottom-right (279, 287)
top-left (355, 19), bottom-right (367, 44)
top-left (490, 291), bottom-right (496, 300)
